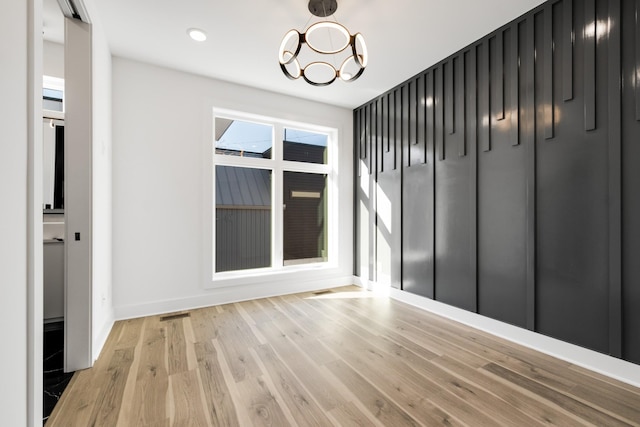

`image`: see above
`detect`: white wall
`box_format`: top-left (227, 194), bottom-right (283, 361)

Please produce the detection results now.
top-left (43, 40), bottom-right (64, 79)
top-left (1, 2), bottom-right (29, 421)
top-left (1, 0), bottom-right (42, 425)
top-left (112, 58), bottom-right (354, 319)
top-left (88, 0), bottom-right (114, 360)
top-left (89, 11), bottom-right (113, 360)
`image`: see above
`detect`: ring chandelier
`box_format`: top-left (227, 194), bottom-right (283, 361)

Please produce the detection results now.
top-left (278, 0), bottom-right (368, 86)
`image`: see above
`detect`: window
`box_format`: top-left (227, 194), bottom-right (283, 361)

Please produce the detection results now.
top-left (43, 76), bottom-right (65, 113)
top-left (212, 111), bottom-right (335, 277)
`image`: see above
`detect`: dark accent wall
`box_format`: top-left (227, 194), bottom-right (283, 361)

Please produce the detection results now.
top-left (354, 0), bottom-right (640, 365)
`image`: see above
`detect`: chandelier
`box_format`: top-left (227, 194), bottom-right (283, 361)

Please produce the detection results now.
top-left (278, 0), bottom-right (368, 86)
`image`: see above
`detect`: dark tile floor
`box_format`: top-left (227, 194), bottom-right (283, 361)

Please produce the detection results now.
top-left (43, 322), bottom-right (74, 425)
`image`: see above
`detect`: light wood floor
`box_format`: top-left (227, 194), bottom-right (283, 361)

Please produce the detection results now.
top-left (46, 286), bottom-right (640, 426)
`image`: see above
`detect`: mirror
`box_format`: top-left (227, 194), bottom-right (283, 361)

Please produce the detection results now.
top-left (43, 75), bottom-right (64, 212)
top-left (43, 117), bottom-right (64, 212)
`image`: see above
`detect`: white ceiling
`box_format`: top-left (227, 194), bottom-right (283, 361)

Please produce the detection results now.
top-left (42, 0), bottom-right (545, 109)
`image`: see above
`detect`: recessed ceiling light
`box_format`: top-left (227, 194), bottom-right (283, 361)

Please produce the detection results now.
top-left (187, 28), bottom-right (207, 42)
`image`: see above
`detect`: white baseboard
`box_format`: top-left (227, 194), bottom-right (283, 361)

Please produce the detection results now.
top-left (92, 310), bottom-right (115, 363)
top-left (355, 278), bottom-right (640, 388)
top-left (113, 275), bottom-right (356, 321)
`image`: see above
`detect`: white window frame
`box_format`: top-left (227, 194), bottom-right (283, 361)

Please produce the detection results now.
top-left (206, 107), bottom-right (339, 286)
top-left (43, 75), bottom-right (65, 118)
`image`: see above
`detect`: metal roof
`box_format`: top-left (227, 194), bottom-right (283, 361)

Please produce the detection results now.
top-left (215, 166), bottom-right (271, 207)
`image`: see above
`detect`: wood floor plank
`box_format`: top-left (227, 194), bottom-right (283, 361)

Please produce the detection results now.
top-left (166, 319), bottom-right (189, 375)
top-left (116, 318), bottom-right (145, 427)
top-left (324, 359), bottom-right (422, 426)
top-left (49, 286), bottom-right (640, 427)
top-left (388, 299), bottom-right (576, 373)
top-left (46, 370), bottom-right (100, 427)
top-left (86, 347), bottom-right (135, 426)
top-left (483, 362), bottom-right (634, 426)
top-left (253, 343), bottom-right (334, 426)
top-left (336, 296), bottom-right (496, 367)
top-left (234, 375), bottom-right (293, 426)
top-left (311, 293), bottom-right (487, 368)
top-left (214, 307), bottom-right (263, 383)
top-left (209, 339), bottom-right (254, 427)
top-left (320, 325), bottom-right (504, 426)
top-left (130, 325), bottom-right (169, 426)
top-left (328, 401), bottom-right (383, 427)
top-left (113, 317), bottom-right (145, 350)
top-left (570, 383), bottom-right (640, 424)
top-left (194, 340), bottom-right (240, 426)
top-left (432, 355), bottom-right (586, 426)
top-left (169, 370), bottom-right (209, 426)
top-left (569, 364), bottom-right (640, 396)
top-left (255, 319), bottom-right (345, 411)
top-left (270, 295), bottom-right (330, 338)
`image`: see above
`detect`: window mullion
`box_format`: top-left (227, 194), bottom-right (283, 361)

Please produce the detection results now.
top-left (273, 123), bottom-right (284, 268)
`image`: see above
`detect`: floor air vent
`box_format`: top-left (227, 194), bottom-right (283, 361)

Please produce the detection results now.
top-left (160, 312), bottom-right (191, 321)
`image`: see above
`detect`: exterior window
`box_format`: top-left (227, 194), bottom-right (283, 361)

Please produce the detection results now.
top-left (283, 128), bottom-right (327, 164)
top-left (216, 166), bottom-right (272, 272)
top-left (283, 171), bottom-right (327, 265)
top-left (215, 118), bottom-right (272, 159)
top-left (212, 111), bottom-right (335, 276)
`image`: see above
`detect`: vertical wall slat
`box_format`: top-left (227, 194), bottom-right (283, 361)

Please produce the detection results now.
top-left (382, 96), bottom-right (388, 167)
top-left (511, 25), bottom-right (520, 146)
top-left (357, 109), bottom-right (362, 161)
top-left (411, 78), bottom-right (418, 147)
top-left (480, 40), bottom-right (491, 152)
top-left (458, 54), bottom-right (467, 156)
top-left (426, 71), bottom-right (435, 163)
top-left (395, 88), bottom-right (402, 169)
top-left (466, 47), bottom-right (477, 157)
top-left (636, 0), bottom-right (640, 120)
top-left (446, 60), bottom-right (455, 134)
top-left (370, 102), bottom-right (375, 173)
top-left (418, 74), bottom-right (427, 164)
top-left (544, 4), bottom-right (554, 139)
top-left (391, 92), bottom-right (398, 170)
top-left (382, 97), bottom-right (387, 173)
top-left (354, 109), bottom-right (359, 275)
top-left (496, 31), bottom-right (505, 120)
top-left (525, 16), bottom-right (536, 331)
top-left (367, 104), bottom-right (373, 174)
top-left (585, 0), bottom-right (596, 131)
top-left (376, 99), bottom-right (382, 173)
top-left (467, 45), bottom-right (478, 310)
top-left (388, 92), bottom-right (395, 157)
top-left (608, 0), bottom-right (623, 358)
top-left (436, 65), bottom-right (445, 160)
top-left (375, 99), bottom-right (382, 173)
top-left (378, 99), bottom-right (382, 173)
top-left (563, 0), bottom-right (574, 101)
top-left (365, 104), bottom-right (369, 173)
top-left (396, 83), bottom-right (411, 167)
top-left (402, 85), bottom-right (410, 168)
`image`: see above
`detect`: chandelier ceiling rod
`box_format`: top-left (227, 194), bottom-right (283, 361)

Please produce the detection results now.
top-left (308, 0), bottom-right (337, 17)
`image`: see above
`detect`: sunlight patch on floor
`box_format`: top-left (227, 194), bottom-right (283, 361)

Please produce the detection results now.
top-left (306, 288), bottom-right (389, 300)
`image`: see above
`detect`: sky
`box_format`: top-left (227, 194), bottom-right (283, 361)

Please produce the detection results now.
top-left (216, 119), bottom-right (327, 154)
